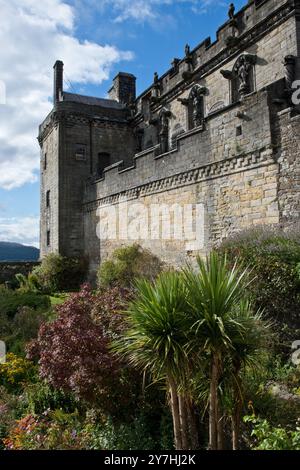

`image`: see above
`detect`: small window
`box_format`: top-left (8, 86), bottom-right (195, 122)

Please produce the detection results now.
top-left (46, 230), bottom-right (50, 247)
top-left (44, 153), bottom-right (47, 170)
top-left (75, 144), bottom-right (87, 161)
top-left (97, 152), bottom-right (110, 176)
top-left (236, 125), bottom-right (243, 136)
top-left (46, 190), bottom-right (50, 208)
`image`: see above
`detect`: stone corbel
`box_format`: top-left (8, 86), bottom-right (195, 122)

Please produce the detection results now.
top-left (220, 69), bottom-right (234, 80)
top-left (177, 98), bottom-right (189, 106)
top-left (244, 53), bottom-right (257, 65)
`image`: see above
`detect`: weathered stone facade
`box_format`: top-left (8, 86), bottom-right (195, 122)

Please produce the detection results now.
top-left (39, 0), bottom-right (300, 279)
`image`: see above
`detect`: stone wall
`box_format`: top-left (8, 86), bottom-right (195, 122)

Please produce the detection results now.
top-left (83, 86), bottom-right (281, 276)
top-left (277, 107), bottom-right (300, 224)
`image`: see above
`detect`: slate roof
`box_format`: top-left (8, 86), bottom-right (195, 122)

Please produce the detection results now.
top-left (62, 92), bottom-right (125, 109)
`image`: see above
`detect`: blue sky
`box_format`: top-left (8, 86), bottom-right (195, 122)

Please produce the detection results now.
top-left (0, 0), bottom-right (245, 247)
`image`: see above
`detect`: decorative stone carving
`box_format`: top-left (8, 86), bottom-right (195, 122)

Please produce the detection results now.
top-left (171, 58), bottom-right (180, 74)
top-left (182, 43), bottom-right (193, 81)
top-left (159, 108), bottom-right (171, 154)
top-left (189, 85), bottom-right (205, 128)
top-left (228, 3), bottom-right (235, 19)
top-left (220, 69), bottom-right (233, 80)
top-left (185, 44), bottom-right (191, 57)
top-left (284, 55), bottom-right (296, 91)
top-left (208, 101), bottom-right (225, 114)
top-left (232, 53), bottom-right (256, 96)
top-left (152, 72), bottom-right (161, 101)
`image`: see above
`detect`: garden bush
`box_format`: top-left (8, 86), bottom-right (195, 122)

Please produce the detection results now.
top-left (24, 381), bottom-right (79, 416)
top-left (33, 253), bottom-right (87, 293)
top-left (4, 307), bottom-right (51, 355)
top-left (0, 353), bottom-right (36, 393)
top-left (218, 226), bottom-right (300, 346)
top-left (0, 289), bottom-right (50, 318)
top-left (244, 414), bottom-right (300, 450)
top-left (97, 244), bottom-right (164, 288)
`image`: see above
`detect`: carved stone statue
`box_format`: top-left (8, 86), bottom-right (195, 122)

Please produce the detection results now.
top-left (190, 86), bottom-right (204, 128)
top-left (154, 72), bottom-right (159, 84)
top-left (185, 44), bottom-right (191, 57)
top-left (159, 109), bottom-right (171, 154)
top-left (228, 3), bottom-right (235, 19)
top-left (233, 54), bottom-right (256, 96)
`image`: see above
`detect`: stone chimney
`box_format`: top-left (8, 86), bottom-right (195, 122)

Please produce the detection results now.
top-left (108, 72), bottom-right (136, 105)
top-left (53, 60), bottom-right (64, 104)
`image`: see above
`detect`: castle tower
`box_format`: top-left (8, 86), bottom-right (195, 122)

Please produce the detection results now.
top-left (39, 61), bottom-right (136, 262)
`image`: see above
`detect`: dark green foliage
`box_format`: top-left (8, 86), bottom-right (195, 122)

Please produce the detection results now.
top-left (97, 244), bottom-right (164, 288)
top-left (218, 227), bottom-right (300, 346)
top-left (33, 254), bottom-right (87, 293)
top-left (0, 288), bottom-right (50, 319)
top-left (24, 381), bottom-right (79, 415)
top-left (1, 307), bottom-right (49, 355)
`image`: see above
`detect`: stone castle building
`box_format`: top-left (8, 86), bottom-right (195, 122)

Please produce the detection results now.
top-left (39, 0), bottom-right (300, 278)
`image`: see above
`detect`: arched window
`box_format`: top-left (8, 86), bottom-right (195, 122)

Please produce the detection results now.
top-left (97, 152), bottom-right (110, 176)
top-left (188, 85), bottom-right (205, 130)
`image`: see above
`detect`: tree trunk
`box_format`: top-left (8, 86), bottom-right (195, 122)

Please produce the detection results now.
top-left (168, 376), bottom-right (182, 450)
top-left (217, 403), bottom-right (225, 450)
top-left (186, 400), bottom-right (199, 450)
top-left (178, 395), bottom-right (189, 450)
top-left (232, 413), bottom-right (240, 451)
top-left (209, 354), bottom-right (219, 450)
top-left (231, 367), bottom-right (243, 450)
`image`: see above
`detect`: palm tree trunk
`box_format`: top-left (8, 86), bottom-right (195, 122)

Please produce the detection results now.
top-left (232, 413), bottom-right (239, 450)
top-left (178, 395), bottom-right (189, 450)
top-left (231, 367), bottom-right (243, 450)
top-left (168, 376), bottom-right (182, 450)
top-left (209, 354), bottom-right (219, 450)
top-left (217, 403), bottom-right (225, 450)
top-left (186, 400), bottom-right (199, 449)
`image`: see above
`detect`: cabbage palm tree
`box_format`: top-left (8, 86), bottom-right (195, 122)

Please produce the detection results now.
top-left (113, 271), bottom-right (194, 450)
top-left (225, 300), bottom-right (270, 450)
top-left (183, 252), bottom-right (252, 450)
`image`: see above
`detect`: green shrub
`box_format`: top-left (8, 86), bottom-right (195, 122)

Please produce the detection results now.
top-left (24, 381), bottom-right (79, 415)
top-left (244, 414), bottom-right (300, 450)
top-left (15, 272), bottom-right (41, 293)
top-left (83, 409), bottom-right (173, 450)
top-left (3, 306), bottom-right (50, 355)
top-left (218, 226), bottom-right (300, 346)
top-left (97, 244), bottom-right (164, 288)
top-left (0, 353), bottom-right (36, 393)
top-left (0, 290), bottom-right (50, 319)
top-left (33, 254), bottom-right (87, 293)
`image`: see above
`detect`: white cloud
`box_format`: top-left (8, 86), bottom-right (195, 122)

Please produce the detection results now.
top-left (99, 0), bottom-right (225, 23)
top-left (0, 0), bottom-right (133, 190)
top-left (0, 216), bottom-right (39, 247)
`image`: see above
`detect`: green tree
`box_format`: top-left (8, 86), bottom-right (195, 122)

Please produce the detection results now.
top-left (183, 252), bottom-right (261, 450)
top-left (113, 272), bottom-right (193, 450)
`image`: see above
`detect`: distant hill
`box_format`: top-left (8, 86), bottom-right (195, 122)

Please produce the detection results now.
top-left (0, 242), bottom-right (40, 261)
